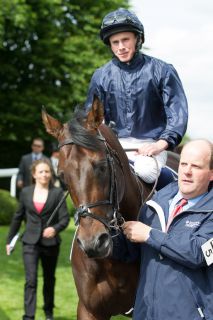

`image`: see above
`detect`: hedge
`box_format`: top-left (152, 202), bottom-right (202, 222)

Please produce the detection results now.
top-left (0, 189), bottom-right (18, 225)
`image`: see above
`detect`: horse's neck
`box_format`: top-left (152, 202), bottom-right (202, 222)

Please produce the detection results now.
top-left (99, 124), bottom-right (131, 173)
top-left (99, 125), bottom-right (142, 220)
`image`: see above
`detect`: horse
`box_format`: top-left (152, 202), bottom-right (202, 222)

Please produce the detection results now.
top-left (42, 96), bottom-right (179, 320)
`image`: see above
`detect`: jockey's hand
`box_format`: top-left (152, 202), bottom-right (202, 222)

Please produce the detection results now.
top-left (122, 221), bottom-right (151, 243)
top-left (137, 140), bottom-right (168, 156)
top-left (42, 227), bottom-right (56, 238)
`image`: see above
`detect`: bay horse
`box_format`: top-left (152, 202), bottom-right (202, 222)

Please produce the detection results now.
top-left (42, 96), bottom-right (179, 320)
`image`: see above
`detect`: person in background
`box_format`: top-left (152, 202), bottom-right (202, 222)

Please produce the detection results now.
top-left (50, 146), bottom-right (67, 190)
top-left (113, 139), bottom-right (213, 320)
top-left (17, 137), bottom-right (48, 189)
top-left (50, 147), bottom-right (60, 187)
top-left (6, 158), bottom-right (70, 320)
top-left (86, 8), bottom-right (188, 185)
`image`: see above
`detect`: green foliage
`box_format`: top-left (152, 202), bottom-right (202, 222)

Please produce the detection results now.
top-left (181, 134), bottom-right (190, 144)
top-left (0, 189), bottom-right (18, 225)
top-left (66, 194), bottom-right (75, 216)
top-left (0, 0), bottom-right (128, 142)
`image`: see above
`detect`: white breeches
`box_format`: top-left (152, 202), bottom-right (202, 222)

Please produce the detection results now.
top-left (119, 137), bottom-right (167, 183)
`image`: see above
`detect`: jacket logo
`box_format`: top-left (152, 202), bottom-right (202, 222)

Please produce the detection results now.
top-left (185, 220), bottom-right (201, 228)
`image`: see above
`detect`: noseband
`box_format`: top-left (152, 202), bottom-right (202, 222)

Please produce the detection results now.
top-left (58, 132), bottom-right (125, 231)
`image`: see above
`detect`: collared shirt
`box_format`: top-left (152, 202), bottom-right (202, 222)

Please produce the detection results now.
top-left (32, 153), bottom-right (42, 161)
top-left (167, 191), bottom-right (208, 222)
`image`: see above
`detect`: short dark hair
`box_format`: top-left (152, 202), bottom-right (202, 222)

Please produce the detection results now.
top-left (32, 137), bottom-right (44, 145)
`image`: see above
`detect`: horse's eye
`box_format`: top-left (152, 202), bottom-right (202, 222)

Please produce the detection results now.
top-left (92, 160), bottom-right (108, 174)
top-left (98, 164), bottom-right (106, 173)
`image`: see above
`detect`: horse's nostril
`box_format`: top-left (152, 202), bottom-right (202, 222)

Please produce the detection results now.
top-left (76, 233), bottom-right (112, 258)
top-left (95, 233), bottom-right (111, 251)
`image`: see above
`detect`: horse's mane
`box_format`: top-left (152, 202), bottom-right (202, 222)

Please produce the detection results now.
top-left (67, 108), bottom-right (103, 151)
top-left (67, 107), bottom-right (134, 179)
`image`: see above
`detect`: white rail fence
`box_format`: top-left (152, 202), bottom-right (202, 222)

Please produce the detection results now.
top-left (0, 168), bottom-right (18, 197)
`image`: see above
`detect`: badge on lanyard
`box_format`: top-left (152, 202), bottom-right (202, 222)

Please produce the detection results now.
top-left (201, 238), bottom-right (213, 266)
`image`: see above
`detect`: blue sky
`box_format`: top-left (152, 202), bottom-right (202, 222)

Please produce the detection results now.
top-left (130, 0), bottom-right (212, 141)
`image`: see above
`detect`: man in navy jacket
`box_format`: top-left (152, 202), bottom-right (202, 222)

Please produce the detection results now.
top-left (86, 8), bottom-right (188, 184)
top-left (113, 139), bottom-right (213, 320)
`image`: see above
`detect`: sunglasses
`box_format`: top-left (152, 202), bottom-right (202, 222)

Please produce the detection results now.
top-left (33, 144), bottom-right (43, 148)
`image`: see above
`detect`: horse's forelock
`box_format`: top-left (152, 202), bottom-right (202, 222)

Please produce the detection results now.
top-left (67, 108), bottom-right (102, 151)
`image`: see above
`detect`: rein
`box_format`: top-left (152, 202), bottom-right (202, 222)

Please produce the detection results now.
top-left (46, 190), bottom-right (69, 227)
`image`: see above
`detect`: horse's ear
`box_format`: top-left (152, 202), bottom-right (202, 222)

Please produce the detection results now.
top-left (41, 108), bottom-right (63, 138)
top-left (86, 95), bottom-right (104, 130)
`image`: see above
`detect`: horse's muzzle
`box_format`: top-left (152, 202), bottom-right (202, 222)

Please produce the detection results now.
top-left (77, 232), bottom-right (113, 259)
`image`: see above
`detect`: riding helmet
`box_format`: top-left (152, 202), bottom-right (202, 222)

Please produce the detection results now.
top-left (100, 8), bottom-right (145, 45)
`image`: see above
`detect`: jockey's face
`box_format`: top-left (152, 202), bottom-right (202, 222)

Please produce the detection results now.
top-left (109, 31), bottom-right (137, 63)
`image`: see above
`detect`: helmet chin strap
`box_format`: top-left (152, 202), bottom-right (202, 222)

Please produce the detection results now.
top-left (136, 34), bottom-right (143, 51)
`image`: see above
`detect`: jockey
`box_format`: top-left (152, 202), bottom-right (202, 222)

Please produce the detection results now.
top-left (86, 8), bottom-right (188, 185)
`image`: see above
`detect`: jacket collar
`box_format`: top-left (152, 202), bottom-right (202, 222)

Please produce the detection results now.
top-left (154, 181), bottom-right (213, 212)
top-left (26, 184), bottom-right (53, 215)
top-left (112, 52), bottom-right (144, 70)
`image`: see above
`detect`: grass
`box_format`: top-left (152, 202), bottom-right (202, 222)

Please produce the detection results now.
top-left (0, 221), bottom-right (129, 319)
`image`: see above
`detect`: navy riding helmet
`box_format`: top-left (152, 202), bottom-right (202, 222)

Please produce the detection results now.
top-left (100, 8), bottom-right (145, 45)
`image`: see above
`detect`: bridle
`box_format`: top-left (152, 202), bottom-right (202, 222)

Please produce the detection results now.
top-left (57, 131), bottom-right (126, 232)
top-left (47, 132), bottom-right (159, 231)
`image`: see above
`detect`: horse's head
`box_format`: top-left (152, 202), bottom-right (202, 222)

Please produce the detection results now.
top-left (42, 96), bottom-right (125, 259)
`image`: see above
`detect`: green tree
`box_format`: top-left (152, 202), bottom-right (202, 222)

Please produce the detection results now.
top-left (0, 0), bottom-right (128, 142)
